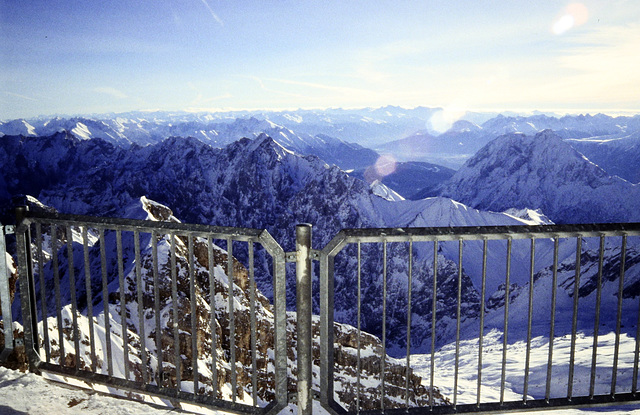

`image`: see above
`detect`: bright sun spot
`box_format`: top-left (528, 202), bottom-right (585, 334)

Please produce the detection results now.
top-left (553, 15), bottom-right (575, 35)
top-left (553, 3), bottom-right (589, 35)
top-left (428, 107), bottom-right (466, 134)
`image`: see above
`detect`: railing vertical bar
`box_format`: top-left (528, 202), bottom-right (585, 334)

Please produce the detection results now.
top-left (405, 239), bottom-right (412, 409)
top-left (381, 241), bottom-right (387, 411)
top-left (500, 237), bottom-right (512, 405)
top-left (228, 238), bottom-right (237, 402)
top-left (52, 224), bottom-right (64, 366)
top-left (430, 240), bottom-right (438, 410)
top-left (272, 237), bottom-right (288, 409)
top-left (523, 237), bottom-right (535, 403)
top-left (545, 237), bottom-right (560, 402)
top-left (477, 238), bottom-right (488, 407)
top-left (134, 230), bottom-right (148, 385)
top-left (117, 230), bottom-right (130, 381)
top-left (82, 226), bottom-right (97, 372)
top-left (35, 223), bottom-right (50, 363)
top-left (66, 225), bottom-right (81, 370)
top-left (151, 231), bottom-right (163, 387)
top-left (453, 238), bottom-right (463, 409)
top-left (589, 235), bottom-right (605, 398)
top-left (568, 236), bottom-right (582, 399)
top-left (207, 235), bottom-right (218, 398)
top-left (249, 241), bottom-right (257, 407)
top-left (188, 235), bottom-right (198, 394)
top-left (170, 233), bottom-right (181, 390)
top-left (611, 234), bottom-right (627, 396)
top-left (357, 241), bottom-right (362, 413)
top-left (99, 229), bottom-right (113, 377)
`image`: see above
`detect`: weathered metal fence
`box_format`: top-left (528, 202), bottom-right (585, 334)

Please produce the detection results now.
top-left (318, 223), bottom-right (640, 414)
top-left (7, 208), bottom-right (288, 415)
top-left (3, 208), bottom-right (640, 414)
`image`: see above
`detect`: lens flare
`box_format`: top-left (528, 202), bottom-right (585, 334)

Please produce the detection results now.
top-left (427, 107), bottom-right (466, 134)
top-left (364, 154), bottom-right (397, 183)
top-left (374, 154), bottom-right (397, 177)
top-left (552, 3), bottom-right (589, 35)
top-left (553, 14), bottom-right (575, 35)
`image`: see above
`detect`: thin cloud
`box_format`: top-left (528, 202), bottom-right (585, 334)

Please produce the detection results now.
top-left (248, 76), bottom-right (304, 98)
top-left (3, 91), bottom-right (38, 102)
top-left (551, 24), bottom-right (640, 104)
top-left (190, 92), bottom-right (233, 106)
top-left (267, 77), bottom-right (372, 96)
top-left (94, 87), bottom-right (128, 99)
top-left (199, 0), bottom-right (224, 26)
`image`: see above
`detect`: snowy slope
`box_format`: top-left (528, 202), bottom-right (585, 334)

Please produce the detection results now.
top-left (3, 364), bottom-right (639, 414)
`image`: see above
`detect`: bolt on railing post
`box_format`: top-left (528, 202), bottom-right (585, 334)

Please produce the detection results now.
top-left (296, 224), bottom-right (313, 415)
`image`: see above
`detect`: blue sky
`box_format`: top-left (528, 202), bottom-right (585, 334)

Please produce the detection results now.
top-left (1, 0), bottom-right (639, 119)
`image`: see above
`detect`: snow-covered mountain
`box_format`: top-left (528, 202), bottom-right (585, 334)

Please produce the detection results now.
top-left (0, 131), bottom-right (554, 354)
top-left (4, 108), bottom-right (640, 176)
top-left (480, 113), bottom-right (640, 138)
top-left (0, 115), bottom-right (378, 171)
top-left (439, 130), bottom-right (640, 224)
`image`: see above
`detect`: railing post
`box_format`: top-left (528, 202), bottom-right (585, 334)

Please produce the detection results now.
top-left (0, 222), bottom-right (14, 362)
top-left (296, 224), bottom-right (312, 415)
top-left (15, 205), bottom-right (41, 371)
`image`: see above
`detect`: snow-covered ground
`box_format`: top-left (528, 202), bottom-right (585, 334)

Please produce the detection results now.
top-left (2, 329), bottom-right (640, 414)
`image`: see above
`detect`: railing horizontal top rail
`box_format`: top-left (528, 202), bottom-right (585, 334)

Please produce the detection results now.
top-left (330, 222), bottom-right (640, 244)
top-left (19, 210), bottom-right (266, 241)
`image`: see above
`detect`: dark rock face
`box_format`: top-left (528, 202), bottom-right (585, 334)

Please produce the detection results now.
top-left (486, 283), bottom-right (523, 310)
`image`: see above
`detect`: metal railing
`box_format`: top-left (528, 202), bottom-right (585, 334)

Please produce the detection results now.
top-left (318, 223), bottom-right (640, 414)
top-left (9, 208), bottom-right (288, 415)
top-left (3, 208), bottom-right (640, 414)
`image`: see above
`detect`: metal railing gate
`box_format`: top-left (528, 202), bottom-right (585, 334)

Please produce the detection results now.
top-left (3, 208), bottom-right (640, 414)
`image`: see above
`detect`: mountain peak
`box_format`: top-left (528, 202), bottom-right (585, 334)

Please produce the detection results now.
top-left (448, 119), bottom-right (482, 133)
top-left (440, 130), bottom-right (640, 223)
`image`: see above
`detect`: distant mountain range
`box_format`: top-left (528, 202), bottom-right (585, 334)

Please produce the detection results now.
top-left (4, 107), bottom-right (639, 176)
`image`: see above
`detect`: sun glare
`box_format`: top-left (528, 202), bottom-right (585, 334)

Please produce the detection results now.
top-left (427, 107), bottom-right (467, 134)
top-left (553, 3), bottom-right (589, 35)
